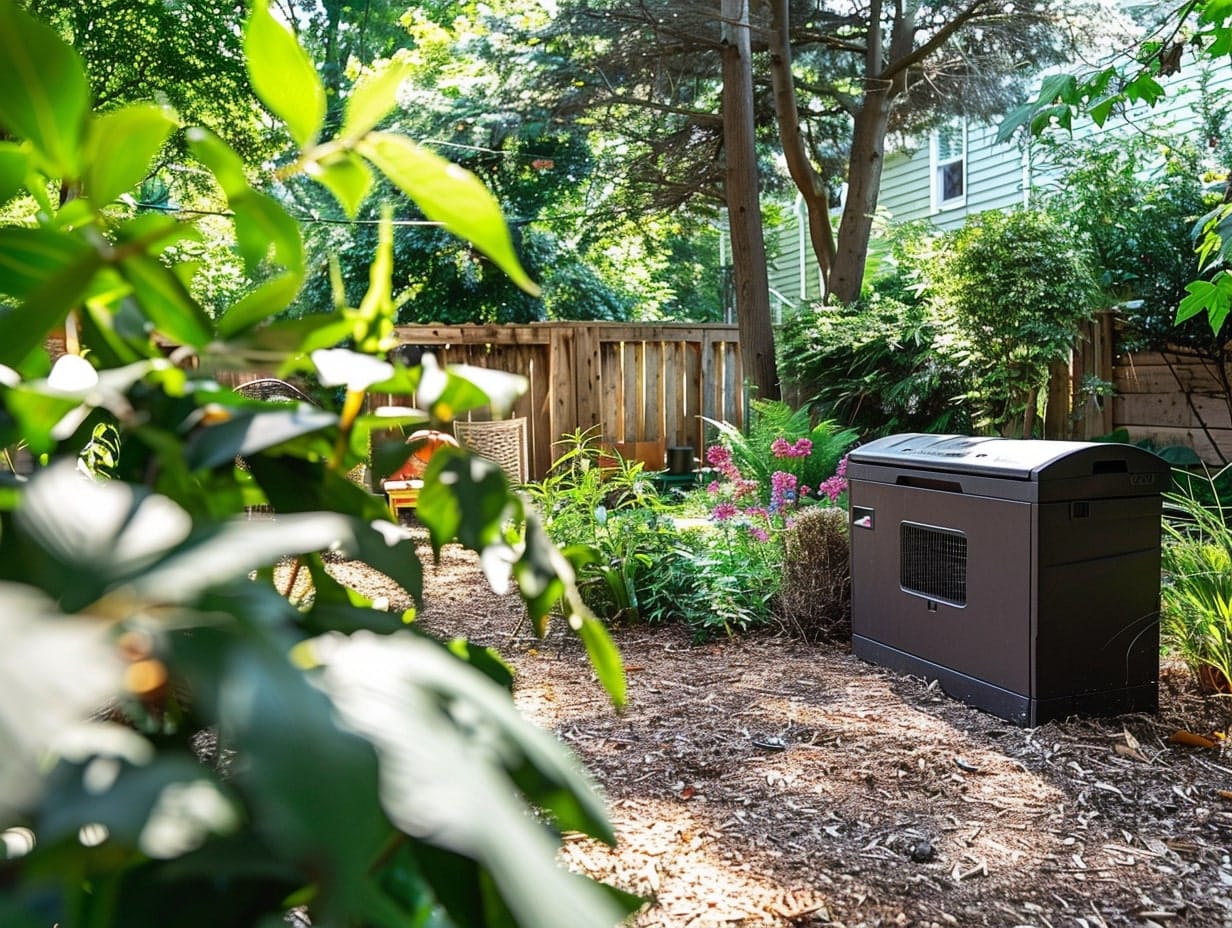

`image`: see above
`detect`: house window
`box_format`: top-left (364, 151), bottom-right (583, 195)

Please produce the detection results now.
top-left (931, 122), bottom-right (966, 211)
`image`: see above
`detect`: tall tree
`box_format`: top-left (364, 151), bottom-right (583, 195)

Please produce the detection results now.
top-left (22, 0), bottom-right (269, 163)
top-left (545, 0), bottom-right (1110, 305)
top-left (722, 0), bottom-right (778, 398)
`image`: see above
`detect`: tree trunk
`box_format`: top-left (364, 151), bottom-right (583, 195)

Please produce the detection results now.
top-left (721, 0), bottom-right (779, 401)
top-left (827, 93), bottom-right (893, 305)
top-left (766, 0), bottom-right (836, 290)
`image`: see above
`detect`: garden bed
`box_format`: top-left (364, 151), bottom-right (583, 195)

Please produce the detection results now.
top-left (343, 525), bottom-right (1232, 927)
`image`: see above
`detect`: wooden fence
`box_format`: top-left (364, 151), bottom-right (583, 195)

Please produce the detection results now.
top-left (374, 322), bottom-right (745, 480)
top-left (1112, 344), bottom-right (1232, 465)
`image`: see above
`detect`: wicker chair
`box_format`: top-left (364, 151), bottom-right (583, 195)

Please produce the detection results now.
top-left (235, 377), bottom-right (316, 406)
top-left (453, 417), bottom-right (528, 484)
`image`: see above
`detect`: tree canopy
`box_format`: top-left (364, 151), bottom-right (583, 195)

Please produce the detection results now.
top-left (539, 0), bottom-right (1121, 305)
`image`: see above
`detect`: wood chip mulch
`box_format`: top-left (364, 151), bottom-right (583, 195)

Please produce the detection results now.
top-left (331, 525), bottom-right (1232, 928)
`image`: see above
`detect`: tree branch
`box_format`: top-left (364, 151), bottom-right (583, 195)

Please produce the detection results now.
top-left (880, 0), bottom-right (998, 84)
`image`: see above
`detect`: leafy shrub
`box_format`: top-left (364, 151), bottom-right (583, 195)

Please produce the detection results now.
top-left (523, 428), bottom-right (670, 623)
top-left (927, 208), bottom-right (1100, 436)
top-left (778, 507), bottom-right (851, 641)
top-left (1035, 130), bottom-right (1213, 352)
top-left (778, 291), bottom-right (971, 439)
top-left (0, 4), bottom-right (631, 927)
top-left (1162, 470), bottom-right (1232, 694)
top-left (640, 519), bottom-right (783, 640)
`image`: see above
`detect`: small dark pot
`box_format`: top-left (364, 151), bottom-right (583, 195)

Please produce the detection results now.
top-left (666, 446), bottom-right (694, 475)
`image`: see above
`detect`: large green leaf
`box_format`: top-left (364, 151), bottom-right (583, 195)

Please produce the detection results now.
top-left (180, 625), bottom-right (388, 920)
top-left (0, 245), bottom-right (103, 369)
top-left (416, 449), bottom-right (512, 554)
top-left (357, 133), bottom-right (540, 296)
top-left (244, 0), bottom-right (326, 148)
top-left (38, 754), bottom-right (240, 858)
top-left (118, 254), bottom-right (215, 349)
top-left (182, 406), bottom-right (337, 471)
top-left (232, 190), bottom-right (304, 275)
top-left (0, 227), bottom-right (90, 299)
top-left (310, 152), bottom-right (374, 220)
top-left (0, 142), bottom-right (28, 205)
top-left (340, 57), bottom-right (415, 141)
top-left (0, 0), bottom-right (90, 175)
top-left (318, 632), bottom-right (630, 928)
top-left (185, 128), bottom-right (248, 199)
top-left (83, 104), bottom-right (176, 206)
top-left (0, 583), bottom-right (125, 827)
top-left (217, 274), bottom-right (305, 338)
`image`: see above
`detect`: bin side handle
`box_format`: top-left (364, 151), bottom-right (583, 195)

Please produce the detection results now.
top-left (894, 475), bottom-right (963, 493)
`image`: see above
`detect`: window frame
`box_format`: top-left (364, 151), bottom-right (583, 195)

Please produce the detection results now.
top-left (930, 121), bottom-right (967, 212)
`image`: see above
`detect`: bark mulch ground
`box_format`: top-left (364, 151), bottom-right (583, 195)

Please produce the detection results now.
top-left (332, 525), bottom-right (1232, 928)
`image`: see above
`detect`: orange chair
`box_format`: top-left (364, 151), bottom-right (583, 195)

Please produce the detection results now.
top-left (383, 429), bottom-right (459, 516)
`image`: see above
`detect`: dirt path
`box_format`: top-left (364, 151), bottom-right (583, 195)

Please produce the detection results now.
top-left (340, 528), bottom-right (1232, 927)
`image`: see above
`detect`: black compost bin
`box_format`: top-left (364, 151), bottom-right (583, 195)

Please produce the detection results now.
top-left (847, 433), bottom-right (1170, 726)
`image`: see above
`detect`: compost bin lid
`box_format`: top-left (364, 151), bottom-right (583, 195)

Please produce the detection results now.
top-left (847, 433), bottom-right (1170, 481)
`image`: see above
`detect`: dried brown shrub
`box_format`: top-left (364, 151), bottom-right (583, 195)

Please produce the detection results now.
top-left (779, 506), bottom-right (850, 641)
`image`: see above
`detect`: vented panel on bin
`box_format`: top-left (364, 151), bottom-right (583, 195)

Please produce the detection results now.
top-left (900, 522), bottom-right (967, 606)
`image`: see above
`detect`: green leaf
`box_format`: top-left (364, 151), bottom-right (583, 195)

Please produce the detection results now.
top-left (217, 274), bottom-right (304, 338)
top-left (0, 0), bottom-right (90, 175)
top-left (1176, 275), bottom-right (1232, 335)
top-left (0, 142), bottom-right (28, 205)
top-left (83, 104), bottom-right (176, 206)
top-left (318, 632), bottom-right (627, 928)
top-left (39, 755), bottom-right (241, 856)
top-left (311, 153), bottom-right (374, 219)
top-left (416, 449), bottom-right (511, 553)
top-left (233, 189), bottom-right (305, 275)
top-left (341, 57), bottom-right (415, 141)
top-left (574, 614), bottom-right (626, 709)
top-left (225, 311), bottom-right (355, 358)
top-left (357, 132), bottom-right (540, 296)
top-left (183, 406), bottom-right (337, 471)
top-left (118, 254), bottom-right (215, 348)
top-left (0, 245), bottom-right (103, 369)
top-left (186, 128), bottom-right (249, 199)
top-left (243, 0), bottom-right (326, 148)
top-left (0, 226), bottom-right (90, 299)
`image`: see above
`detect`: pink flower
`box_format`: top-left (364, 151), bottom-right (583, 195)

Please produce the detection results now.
top-left (792, 437), bottom-right (813, 457)
top-left (732, 478), bottom-right (760, 499)
top-left (711, 502), bottom-right (738, 521)
top-left (748, 526), bottom-right (770, 542)
top-left (706, 445), bottom-right (732, 468)
top-left (770, 470), bottom-right (798, 511)
top-left (836, 454), bottom-right (848, 478)
top-left (818, 474), bottom-right (848, 503)
top-left (770, 437), bottom-right (792, 458)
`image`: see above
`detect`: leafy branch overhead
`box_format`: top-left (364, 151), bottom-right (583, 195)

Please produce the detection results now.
top-left (998, 0), bottom-right (1232, 335)
top-left (0, 1), bottom-right (628, 926)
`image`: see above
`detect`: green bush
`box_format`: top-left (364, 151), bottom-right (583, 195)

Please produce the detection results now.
top-left (778, 291), bottom-right (971, 439)
top-left (1036, 127), bottom-right (1213, 353)
top-left (640, 519), bottom-right (783, 640)
top-left (928, 208), bottom-right (1100, 436)
top-left (523, 428), bottom-right (671, 623)
top-left (0, 4), bottom-right (632, 926)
